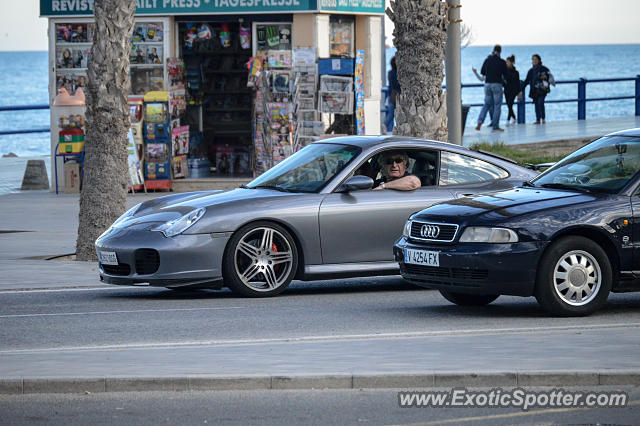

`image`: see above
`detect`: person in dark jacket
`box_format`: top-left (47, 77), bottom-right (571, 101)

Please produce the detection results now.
top-left (385, 56), bottom-right (401, 133)
top-left (521, 54), bottom-right (554, 124)
top-left (474, 45), bottom-right (508, 132)
top-left (504, 55), bottom-right (520, 124)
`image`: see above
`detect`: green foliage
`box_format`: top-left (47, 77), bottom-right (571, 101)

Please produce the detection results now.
top-left (470, 142), bottom-right (567, 166)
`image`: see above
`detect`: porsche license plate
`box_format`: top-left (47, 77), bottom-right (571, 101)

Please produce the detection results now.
top-left (404, 248), bottom-right (439, 267)
top-left (99, 251), bottom-right (118, 265)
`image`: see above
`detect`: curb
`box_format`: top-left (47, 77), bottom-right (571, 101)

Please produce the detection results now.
top-left (2, 371), bottom-right (640, 395)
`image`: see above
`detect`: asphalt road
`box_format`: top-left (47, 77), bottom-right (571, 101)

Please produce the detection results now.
top-left (1, 386), bottom-right (638, 425)
top-left (2, 277), bottom-right (640, 351)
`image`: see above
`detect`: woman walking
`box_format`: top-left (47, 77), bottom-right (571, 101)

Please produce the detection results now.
top-left (521, 54), bottom-right (554, 124)
top-left (504, 55), bottom-right (520, 124)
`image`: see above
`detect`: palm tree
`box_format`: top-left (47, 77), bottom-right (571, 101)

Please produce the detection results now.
top-left (76, 1), bottom-right (136, 261)
top-left (386, 0), bottom-right (448, 141)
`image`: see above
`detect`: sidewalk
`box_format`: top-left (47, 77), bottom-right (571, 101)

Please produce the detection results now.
top-left (462, 115), bottom-right (640, 146)
top-left (0, 191), bottom-right (157, 290)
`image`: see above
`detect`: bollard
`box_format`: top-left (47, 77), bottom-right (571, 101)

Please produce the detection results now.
top-left (21, 159), bottom-right (50, 190)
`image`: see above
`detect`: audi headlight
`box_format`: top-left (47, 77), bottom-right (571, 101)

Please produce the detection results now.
top-left (153, 207), bottom-right (206, 238)
top-left (97, 202), bottom-right (142, 240)
top-left (402, 220), bottom-right (412, 237)
top-left (459, 227), bottom-right (518, 243)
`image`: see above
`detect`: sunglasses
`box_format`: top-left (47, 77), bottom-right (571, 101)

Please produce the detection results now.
top-left (385, 157), bottom-right (405, 165)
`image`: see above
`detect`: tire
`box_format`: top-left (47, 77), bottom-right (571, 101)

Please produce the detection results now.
top-left (439, 289), bottom-right (499, 306)
top-left (223, 221), bottom-right (298, 297)
top-left (534, 236), bottom-right (611, 317)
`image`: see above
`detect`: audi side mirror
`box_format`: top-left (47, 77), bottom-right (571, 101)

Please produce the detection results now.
top-left (337, 175), bottom-right (374, 192)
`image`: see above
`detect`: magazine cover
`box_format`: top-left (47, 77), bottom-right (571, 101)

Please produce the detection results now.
top-left (70, 24), bottom-right (88, 43)
top-left (146, 23), bottom-right (163, 42)
top-left (172, 155), bottom-right (188, 179)
top-left (130, 44), bottom-right (146, 65)
top-left (56, 48), bottom-right (74, 69)
top-left (147, 46), bottom-right (162, 64)
top-left (171, 125), bottom-right (189, 156)
top-left (132, 24), bottom-right (147, 42)
top-left (72, 48), bottom-right (87, 68)
top-left (56, 24), bottom-right (72, 43)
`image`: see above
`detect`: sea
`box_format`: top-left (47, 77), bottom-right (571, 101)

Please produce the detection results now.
top-left (1, 44), bottom-right (639, 158)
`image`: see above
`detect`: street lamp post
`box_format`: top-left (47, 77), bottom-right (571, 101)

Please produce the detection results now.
top-left (445, 0), bottom-right (462, 145)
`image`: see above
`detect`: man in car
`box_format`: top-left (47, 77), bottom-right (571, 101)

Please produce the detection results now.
top-left (373, 151), bottom-right (421, 191)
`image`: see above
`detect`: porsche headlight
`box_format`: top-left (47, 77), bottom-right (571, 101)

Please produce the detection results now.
top-left (459, 227), bottom-right (518, 243)
top-left (402, 220), bottom-right (412, 237)
top-left (97, 202), bottom-right (142, 240)
top-left (153, 207), bottom-right (206, 238)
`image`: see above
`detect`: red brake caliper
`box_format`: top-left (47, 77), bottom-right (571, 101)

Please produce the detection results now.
top-left (271, 242), bottom-right (280, 273)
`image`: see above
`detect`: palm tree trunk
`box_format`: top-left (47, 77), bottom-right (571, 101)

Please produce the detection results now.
top-left (76, 1), bottom-right (136, 261)
top-left (386, 0), bottom-right (448, 141)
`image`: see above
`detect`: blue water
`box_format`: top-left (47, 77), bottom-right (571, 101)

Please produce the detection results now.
top-left (386, 44), bottom-right (640, 127)
top-left (1, 45), bottom-right (639, 156)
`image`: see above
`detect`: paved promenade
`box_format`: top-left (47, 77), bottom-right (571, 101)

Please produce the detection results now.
top-left (1, 191), bottom-right (640, 394)
top-left (462, 115), bottom-right (640, 146)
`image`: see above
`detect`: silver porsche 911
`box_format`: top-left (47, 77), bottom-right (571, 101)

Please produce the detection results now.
top-left (96, 136), bottom-right (537, 297)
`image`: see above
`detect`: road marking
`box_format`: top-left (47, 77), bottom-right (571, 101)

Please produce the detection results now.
top-left (0, 287), bottom-right (144, 294)
top-left (1, 322), bottom-right (639, 355)
top-left (393, 400), bottom-right (640, 425)
top-left (0, 306), bottom-right (245, 319)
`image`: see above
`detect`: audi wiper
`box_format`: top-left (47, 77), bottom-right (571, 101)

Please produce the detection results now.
top-left (540, 183), bottom-right (592, 192)
top-left (521, 180), bottom-right (536, 188)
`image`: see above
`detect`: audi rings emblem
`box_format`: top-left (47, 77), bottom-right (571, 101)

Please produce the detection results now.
top-left (421, 224), bottom-right (441, 239)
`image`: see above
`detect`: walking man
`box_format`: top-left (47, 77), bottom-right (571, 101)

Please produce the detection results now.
top-left (475, 45), bottom-right (507, 132)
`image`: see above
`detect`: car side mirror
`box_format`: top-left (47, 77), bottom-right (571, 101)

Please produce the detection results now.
top-left (337, 175), bottom-right (374, 192)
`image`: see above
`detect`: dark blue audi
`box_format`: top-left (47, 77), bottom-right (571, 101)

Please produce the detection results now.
top-left (394, 129), bottom-right (640, 316)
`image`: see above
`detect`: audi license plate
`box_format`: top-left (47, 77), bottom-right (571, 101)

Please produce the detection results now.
top-left (99, 251), bottom-right (118, 266)
top-left (404, 248), bottom-right (439, 267)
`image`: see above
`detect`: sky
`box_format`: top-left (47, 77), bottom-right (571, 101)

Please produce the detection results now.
top-left (1, 0), bottom-right (640, 51)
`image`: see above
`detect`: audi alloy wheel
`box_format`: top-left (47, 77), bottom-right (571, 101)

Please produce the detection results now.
top-left (535, 236), bottom-right (611, 316)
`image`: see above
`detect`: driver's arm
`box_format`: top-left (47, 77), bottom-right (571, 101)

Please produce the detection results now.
top-left (374, 175), bottom-right (421, 191)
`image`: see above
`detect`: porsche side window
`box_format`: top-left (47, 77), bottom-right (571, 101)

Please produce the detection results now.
top-left (439, 152), bottom-right (508, 185)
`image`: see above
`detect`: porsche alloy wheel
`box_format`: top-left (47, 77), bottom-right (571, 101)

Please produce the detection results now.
top-left (224, 222), bottom-right (298, 297)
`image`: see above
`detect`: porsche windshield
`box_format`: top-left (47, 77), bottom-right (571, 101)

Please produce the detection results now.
top-left (532, 136), bottom-right (640, 193)
top-left (246, 143), bottom-right (361, 193)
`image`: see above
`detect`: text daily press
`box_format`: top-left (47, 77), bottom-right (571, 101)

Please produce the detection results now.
top-left (49, 0), bottom-right (308, 13)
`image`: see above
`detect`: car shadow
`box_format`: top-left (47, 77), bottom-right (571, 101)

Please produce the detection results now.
top-left (392, 293), bottom-right (640, 319)
top-left (102, 277), bottom-right (425, 300)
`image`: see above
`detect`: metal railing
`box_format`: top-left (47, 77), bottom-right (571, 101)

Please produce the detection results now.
top-left (2, 75), bottom-right (640, 137)
top-left (0, 104), bottom-right (50, 136)
top-left (382, 75), bottom-right (640, 124)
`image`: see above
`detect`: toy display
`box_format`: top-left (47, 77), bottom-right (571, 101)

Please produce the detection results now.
top-left (354, 49), bottom-right (365, 135)
top-left (239, 25), bottom-right (251, 50)
top-left (329, 18), bottom-right (354, 57)
top-left (143, 91), bottom-right (172, 188)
